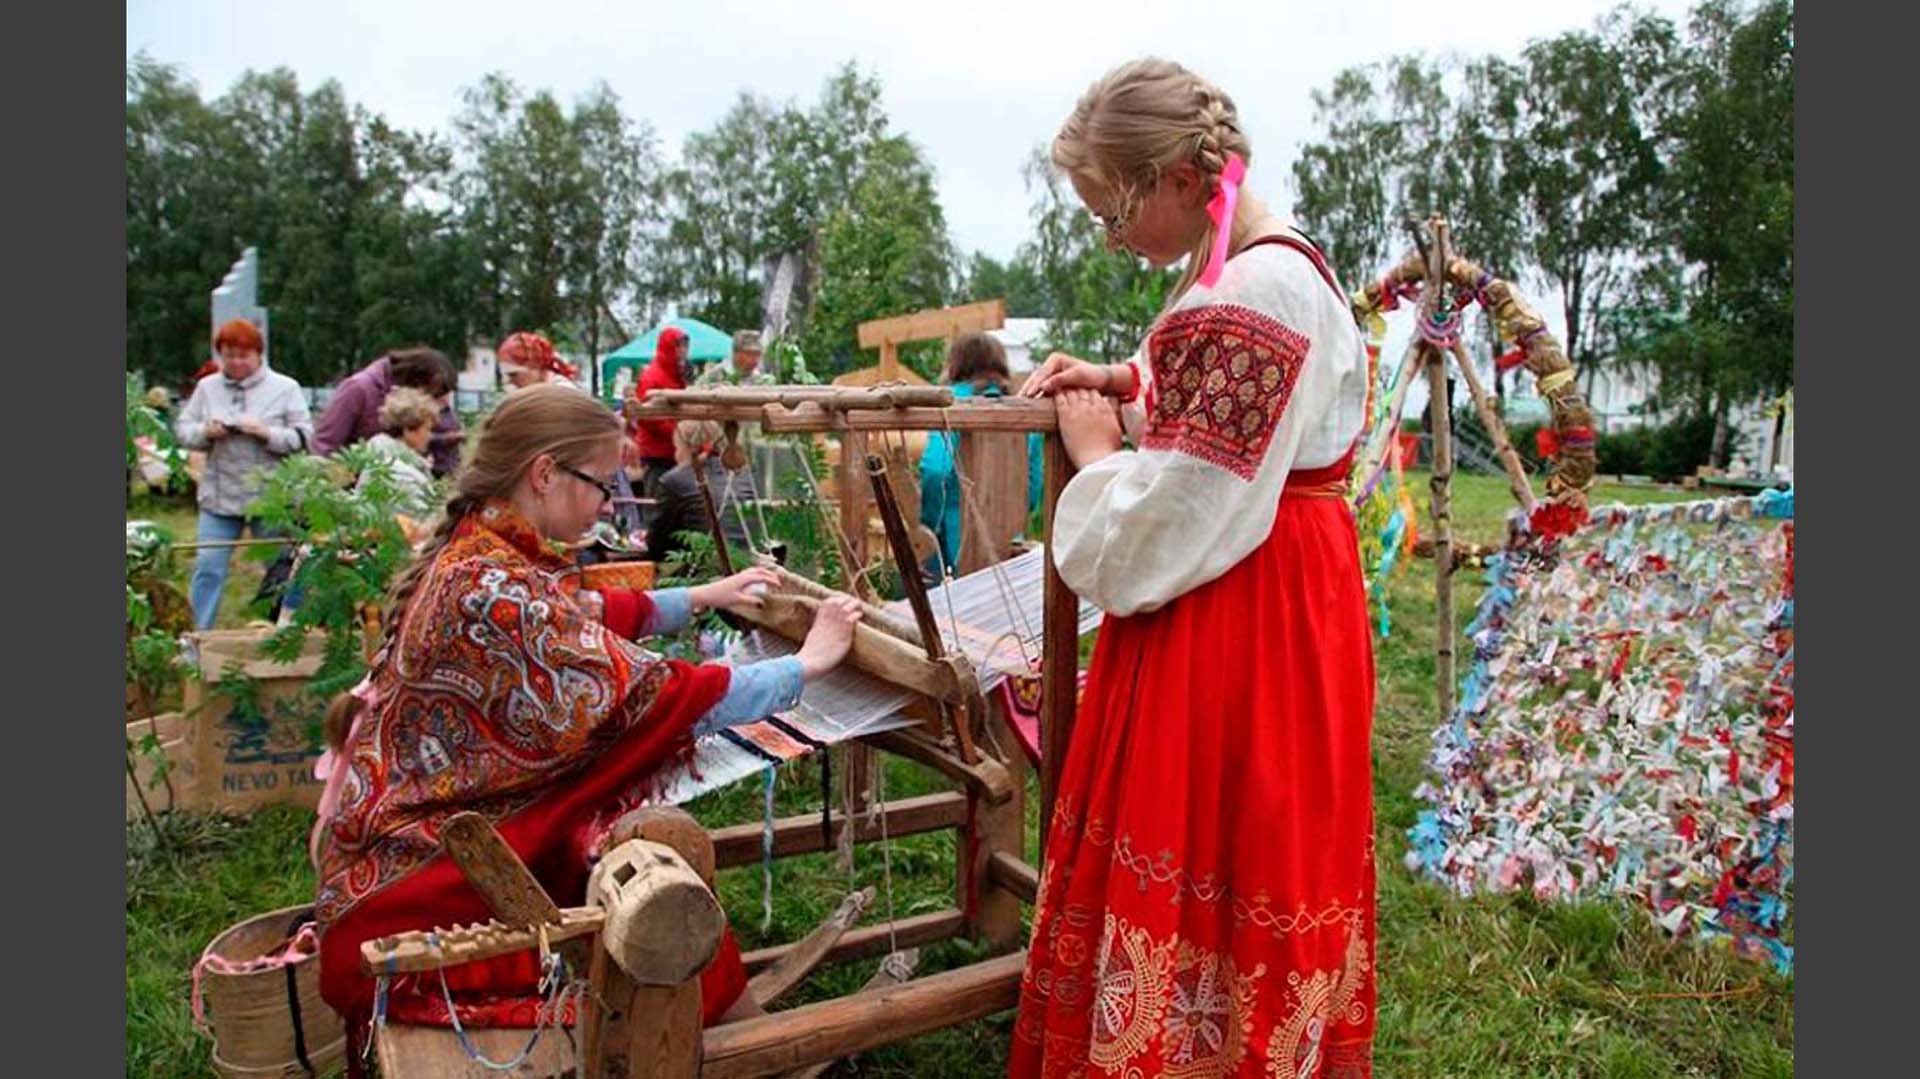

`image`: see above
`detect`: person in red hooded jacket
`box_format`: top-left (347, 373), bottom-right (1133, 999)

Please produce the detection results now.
top-left (627, 325), bottom-right (690, 514)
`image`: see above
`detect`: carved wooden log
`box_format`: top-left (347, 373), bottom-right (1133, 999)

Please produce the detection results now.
top-left (590, 840), bottom-right (725, 987)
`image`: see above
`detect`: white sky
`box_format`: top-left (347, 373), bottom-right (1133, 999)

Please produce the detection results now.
top-left (127, 0), bottom-right (1699, 399)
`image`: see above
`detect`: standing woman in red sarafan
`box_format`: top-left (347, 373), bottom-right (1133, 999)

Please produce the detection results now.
top-left (309, 384), bottom-right (865, 1072)
top-left (1011, 57), bottom-right (1378, 1079)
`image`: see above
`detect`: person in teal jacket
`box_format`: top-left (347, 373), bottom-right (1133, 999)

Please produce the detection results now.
top-left (918, 332), bottom-right (1043, 578)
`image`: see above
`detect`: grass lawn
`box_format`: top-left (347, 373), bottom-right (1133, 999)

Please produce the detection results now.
top-left (125, 473), bottom-right (1792, 1078)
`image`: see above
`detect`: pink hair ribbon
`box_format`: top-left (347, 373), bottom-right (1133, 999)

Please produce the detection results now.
top-left (1197, 152), bottom-right (1248, 288)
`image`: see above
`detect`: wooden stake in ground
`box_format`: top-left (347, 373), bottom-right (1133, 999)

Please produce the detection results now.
top-left (1424, 219), bottom-right (1457, 724)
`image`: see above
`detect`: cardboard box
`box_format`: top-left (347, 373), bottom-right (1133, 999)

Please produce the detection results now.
top-left (125, 711), bottom-right (196, 822)
top-left (184, 628), bottom-right (330, 813)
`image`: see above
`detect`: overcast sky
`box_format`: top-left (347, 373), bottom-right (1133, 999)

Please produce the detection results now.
top-left (128, 0), bottom-right (1698, 406)
top-left (128, 0), bottom-right (1698, 261)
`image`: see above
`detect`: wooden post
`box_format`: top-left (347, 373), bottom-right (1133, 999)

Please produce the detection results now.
top-left (590, 810), bottom-right (719, 1079)
top-left (835, 431), bottom-right (871, 597)
top-left (970, 695), bottom-right (1027, 952)
top-left (956, 426), bottom-right (1031, 576)
top-left (1425, 220), bottom-right (1457, 725)
top-left (622, 982), bottom-right (703, 1079)
top-left (1447, 340), bottom-right (1537, 515)
top-left (1039, 434), bottom-right (1079, 862)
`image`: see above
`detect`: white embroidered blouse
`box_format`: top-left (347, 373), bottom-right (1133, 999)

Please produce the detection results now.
top-left (1052, 233), bottom-right (1370, 616)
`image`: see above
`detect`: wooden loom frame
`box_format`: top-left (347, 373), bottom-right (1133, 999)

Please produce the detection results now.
top-left (364, 387), bottom-right (1079, 1079)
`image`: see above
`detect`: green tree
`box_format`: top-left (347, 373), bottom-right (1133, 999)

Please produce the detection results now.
top-left (961, 252), bottom-right (1051, 318)
top-left (126, 55), bottom-right (258, 382)
top-left (801, 138), bottom-right (957, 376)
top-left (127, 57), bottom-right (474, 386)
top-left (1503, 9), bottom-right (1678, 381)
top-left (1019, 147), bottom-right (1171, 365)
top-left (1611, 0), bottom-right (1792, 463)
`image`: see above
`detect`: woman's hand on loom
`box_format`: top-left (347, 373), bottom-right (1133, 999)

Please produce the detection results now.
top-left (691, 567), bottom-right (781, 614)
top-left (796, 596), bottom-right (863, 681)
top-left (1020, 352), bottom-right (1106, 397)
top-left (1056, 389), bottom-right (1125, 469)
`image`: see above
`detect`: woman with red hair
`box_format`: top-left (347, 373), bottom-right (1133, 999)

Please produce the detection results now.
top-left (173, 318), bottom-right (314, 629)
top-left (497, 331), bottom-right (579, 390)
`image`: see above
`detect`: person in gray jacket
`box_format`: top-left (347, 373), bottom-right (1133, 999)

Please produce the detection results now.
top-left (173, 319), bottom-right (314, 628)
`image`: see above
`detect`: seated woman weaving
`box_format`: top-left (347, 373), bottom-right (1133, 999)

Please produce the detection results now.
top-left (310, 384), bottom-right (863, 1069)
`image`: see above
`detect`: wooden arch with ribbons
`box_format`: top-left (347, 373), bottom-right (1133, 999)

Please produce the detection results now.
top-left (1350, 217), bottom-right (1598, 721)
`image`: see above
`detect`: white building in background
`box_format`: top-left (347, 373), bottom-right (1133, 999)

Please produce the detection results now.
top-left (988, 318), bottom-right (1049, 375)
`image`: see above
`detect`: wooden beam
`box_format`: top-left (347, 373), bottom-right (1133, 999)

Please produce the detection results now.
top-left (1039, 434), bottom-right (1080, 862)
top-left (700, 952), bottom-right (1026, 1079)
top-left (862, 728), bottom-right (1014, 804)
top-left (360, 908), bottom-right (607, 975)
top-left (836, 430), bottom-right (871, 590)
top-left (640, 387), bottom-right (955, 409)
top-left (734, 593), bottom-right (965, 703)
top-left (857, 300), bottom-right (1006, 350)
top-left (956, 427), bottom-right (1030, 576)
top-left (622, 982), bottom-right (702, 1079)
top-left (987, 851), bottom-right (1039, 905)
top-left (747, 888), bottom-right (874, 1007)
top-left (710, 792), bottom-right (969, 869)
top-left (439, 812), bottom-right (563, 926)
top-left (763, 399), bottom-right (1057, 434)
top-left (777, 951), bottom-right (922, 1079)
top-left (740, 910), bottom-right (968, 976)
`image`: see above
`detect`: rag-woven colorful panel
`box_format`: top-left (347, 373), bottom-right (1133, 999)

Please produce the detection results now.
top-left (1407, 490), bottom-right (1794, 971)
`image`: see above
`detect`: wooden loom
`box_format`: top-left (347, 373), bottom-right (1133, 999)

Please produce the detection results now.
top-left (365, 386), bottom-right (1079, 1078)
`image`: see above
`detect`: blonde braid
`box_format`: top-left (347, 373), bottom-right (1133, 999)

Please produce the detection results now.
top-left (1053, 59), bottom-right (1257, 310)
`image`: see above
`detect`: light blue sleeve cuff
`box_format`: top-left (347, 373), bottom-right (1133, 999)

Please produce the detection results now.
top-left (693, 657), bottom-right (806, 735)
top-left (644, 588), bottom-right (694, 636)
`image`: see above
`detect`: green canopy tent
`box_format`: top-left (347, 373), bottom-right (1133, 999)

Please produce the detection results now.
top-left (601, 317), bottom-right (734, 398)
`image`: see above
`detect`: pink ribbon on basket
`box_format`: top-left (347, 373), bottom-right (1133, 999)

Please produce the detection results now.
top-left (1197, 152), bottom-right (1248, 289)
top-left (190, 921), bottom-right (320, 1032)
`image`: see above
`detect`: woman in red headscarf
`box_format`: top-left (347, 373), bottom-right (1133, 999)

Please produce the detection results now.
top-left (498, 331), bottom-right (578, 390)
top-left (627, 326), bottom-right (690, 511)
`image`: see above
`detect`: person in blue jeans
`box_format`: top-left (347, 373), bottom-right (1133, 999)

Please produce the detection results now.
top-left (173, 319), bottom-right (315, 629)
top-left (918, 332), bottom-right (1042, 578)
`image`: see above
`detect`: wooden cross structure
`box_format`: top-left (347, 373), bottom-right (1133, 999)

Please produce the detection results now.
top-left (830, 300), bottom-right (1022, 577)
top-left (365, 386), bottom-right (1082, 1079)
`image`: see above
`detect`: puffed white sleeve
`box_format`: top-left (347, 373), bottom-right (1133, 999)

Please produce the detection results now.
top-left (1051, 301), bottom-right (1337, 616)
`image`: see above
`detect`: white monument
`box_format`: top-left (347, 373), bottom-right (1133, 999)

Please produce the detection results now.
top-left (211, 247), bottom-right (269, 357)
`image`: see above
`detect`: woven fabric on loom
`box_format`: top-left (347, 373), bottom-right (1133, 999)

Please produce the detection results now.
top-left (655, 546), bottom-right (1104, 803)
top-left (1408, 490), bottom-right (1795, 971)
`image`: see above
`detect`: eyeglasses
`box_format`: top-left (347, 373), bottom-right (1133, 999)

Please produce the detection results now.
top-left (1086, 187), bottom-right (1143, 241)
top-left (558, 463), bottom-right (616, 504)
top-left (1087, 202), bottom-right (1135, 240)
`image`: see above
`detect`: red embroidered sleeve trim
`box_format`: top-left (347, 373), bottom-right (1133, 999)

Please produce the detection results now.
top-left (1140, 304), bottom-right (1310, 481)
